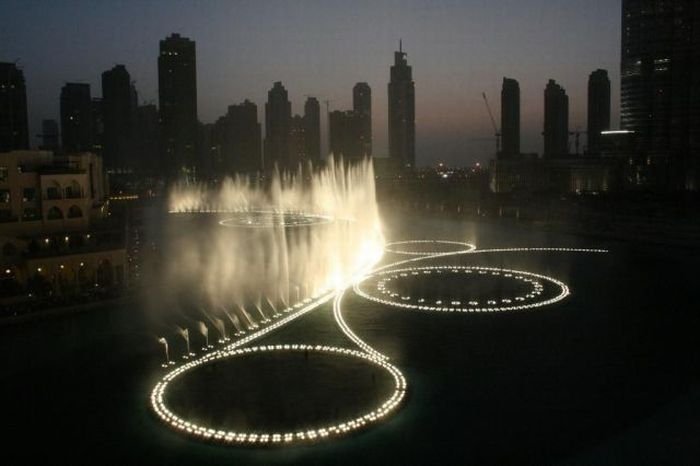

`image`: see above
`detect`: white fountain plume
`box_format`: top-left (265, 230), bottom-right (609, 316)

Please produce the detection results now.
top-left (160, 157), bottom-right (385, 342)
top-left (157, 337), bottom-right (172, 367)
top-left (213, 317), bottom-right (227, 342)
top-left (197, 321), bottom-right (211, 349)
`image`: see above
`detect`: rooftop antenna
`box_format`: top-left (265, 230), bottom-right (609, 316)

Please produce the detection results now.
top-left (399, 39), bottom-right (402, 53)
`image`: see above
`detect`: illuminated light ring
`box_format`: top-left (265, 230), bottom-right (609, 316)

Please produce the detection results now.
top-left (217, 210), bottom-right (334, 229)
top-left (355, 265), bottom-right (569, 313)
top-left (467, 247), bottom-right (609, 254)
top-left (151, 236), bottom-right (607, 446)
top-left (150, 344), bottom-right (406, 446)
top-left (384, 240), bottom-right (476, 256)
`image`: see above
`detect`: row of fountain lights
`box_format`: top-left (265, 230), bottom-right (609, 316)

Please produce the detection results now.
top-left (152, 238), bottom-right (608, 447)
top-left (150, 238), bottom-right (409, 445)
top-left (358, 265), bottom-right (569, 314)
top-left (151, 344), bottom-right (406, 445)
top-left (218, 210), bottom-right (334, 228)
top-left (171, 207), bottom-right (335, 228)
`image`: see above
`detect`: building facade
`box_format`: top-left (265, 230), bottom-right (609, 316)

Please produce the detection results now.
top-left (304, 97), bottom-right (321, 164)
top-left (0, 150), bottom-right (127, 307)
top-left (501, 77), bottom-right (520, 158)
top-left (264, 82), bottom-right (292, 171)
top-left (621, 0), bottom-right (700, 190)
top-left (60, 83), bottom-right (94, 154)
top-left (158, 33), bottom-right (198, 178)
top-left (0, 62), bottom-right (29, 153)
top-left (40, 119), bottom-right (59, 152)
top-left (544, 79), bottom-right (569, 158)
top-left (353, 82), bottom-right (372, 157)
top-left (388, 43), bottom-right (415, 168)
top-left (329, 110), bottom-right (364, 160)
top-left (102, 65), bottom-right (137, 171)
top-left (587, 69), bottom-right (611, 155)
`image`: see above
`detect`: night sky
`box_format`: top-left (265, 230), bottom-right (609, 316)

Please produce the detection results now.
top-left (1, 0), bottom-right (620, 167)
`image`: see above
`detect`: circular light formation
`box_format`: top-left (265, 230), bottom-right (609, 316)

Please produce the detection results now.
top-left (355, 265), bottom-right (570, 313)
top-left (218, 210), bottom-right (333, 228)
top-left (384, 240), bottom-right (476, 256)
top-left (150, 344), bottom-right (406, 446)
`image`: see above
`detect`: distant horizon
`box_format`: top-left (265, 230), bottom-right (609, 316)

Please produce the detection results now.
top-left (0, 0), bottom-right (621, 166)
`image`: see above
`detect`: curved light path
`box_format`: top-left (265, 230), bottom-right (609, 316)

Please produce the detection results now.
top-left (355, 265), bottom-right (570, 314)
top-left (151, 344), bottom-right (406, 445)
top-left (150, 239), bottom-right (608, 446)
top-left (218, 210), bottom-right (334, 228)
top-left (384, 239), bottom-right (477, 255)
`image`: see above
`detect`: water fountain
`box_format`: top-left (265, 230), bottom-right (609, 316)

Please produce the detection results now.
top-left (149, 158), bottom-right (610, 447)
top-left (160, 158), bottom-right (384, 336)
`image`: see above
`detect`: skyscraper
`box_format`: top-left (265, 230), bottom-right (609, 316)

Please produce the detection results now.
top-left (586, 69), bottom-right (611, 156)
top-left (102, 64), bottom-right (137, 170)
top-left (329, 110), bottom-right (363, 160)
top-left (353, 82), bottom-right (372, 157)
top-left (290, 115), bottom-right (307, 167)
top-left (621, 0), bottom-right (700, 189)
top-left (303, 97), bottom-right (321, 163)
top-left (135, 104), bottom-right (159, 172)
top-left (0, 62), bottom-right (29, 152)
top-left (60, 83), bottom-right (93, 153)
top-left (264, 81), bottom-right (291, 170)
top-left (158, 33), bottom-right (197, 177)
top-left (500, 77), bottom-right (520, 158)
top-left (41, 119), bottom-right (59, 152)
top-left (544, 79), bottom-right (569, 158)
top-left (91, 97), bottom-right (104, 155)
top-left (388, 42), bottom-right (415, 168)
top-left (225, 100), bottom-right (262, 173)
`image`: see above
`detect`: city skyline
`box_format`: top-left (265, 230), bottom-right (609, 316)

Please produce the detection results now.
top-left (1, 0), bottom-right (621, 166)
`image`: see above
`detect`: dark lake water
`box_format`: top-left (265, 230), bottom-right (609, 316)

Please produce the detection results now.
top-left (3, 211), bottom-right (700, 464)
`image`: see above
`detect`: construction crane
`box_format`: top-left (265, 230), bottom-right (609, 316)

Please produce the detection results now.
top-left (482, 92), bottom-right (501, 155)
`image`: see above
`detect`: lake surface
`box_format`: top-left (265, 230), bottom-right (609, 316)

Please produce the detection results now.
top-left (3, 211), bottom-right (700, 464)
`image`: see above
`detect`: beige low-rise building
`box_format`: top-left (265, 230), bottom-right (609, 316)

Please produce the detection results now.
top-left (1, 150), bottom-right (127, 309)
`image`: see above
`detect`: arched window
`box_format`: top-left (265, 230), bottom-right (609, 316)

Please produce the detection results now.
top-left (67, 205), bottom-right (83, 218)
top-left (46, 181), bottom-right (62, 200)
top-left (65, 180), bottom-right (81, 199)
top-left (47, 206), bottom-right (64, 220)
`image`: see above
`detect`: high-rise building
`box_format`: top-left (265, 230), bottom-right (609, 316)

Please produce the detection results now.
top-left (303, 97), bottom-right (321, 163)
top-left (224, 100), bottom-right (261, 173)
top-left (264, 81), bottom-right (291, 171)
top-left (0, 62), bottom-right (29, 152)
top-left (290, 115), bottom-right (307, 167)
top-left (91, 98), bottom-right (104, 156)
top-left (388, 42), bottom-right (415, 168)
top-left (60, 83), bottom-right (93, 153)
top-left (500, 77), bottom-right (520, 158)
top-left (40, 119), bottom-right (59, 152)
top-left (353, 82), bottom-right (372, 157)
top-left (587, 69), bottom-right (611, 155)
top-left (158, 33), bottom-right (198, 177)
top-left (135, 104), bottom-right (159, 172)
top-left (102, 64), bottom-right (137, 170)
top-left (544, 79), bottom-right (569, 158)
top-left (329, 110), bottom-right (363, 160)
top-left (621, 0), bottom-right (700, 189)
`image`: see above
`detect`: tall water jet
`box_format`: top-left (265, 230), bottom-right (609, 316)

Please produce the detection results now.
top-left (157, 337), bottom-right (171, 367)
top-left (158, 158), bottom-right (384, 342)
top-left (198, 321), bottom-right (211, 349)
top-left (177, 327), bottom-right (193, 358)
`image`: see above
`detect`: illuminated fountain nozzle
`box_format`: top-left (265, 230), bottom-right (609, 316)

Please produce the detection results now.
top-left (158, 337), bottom-right (174, 367)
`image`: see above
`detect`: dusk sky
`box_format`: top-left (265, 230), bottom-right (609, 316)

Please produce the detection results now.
top-left (1, 0), bottom-right (621, 167)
